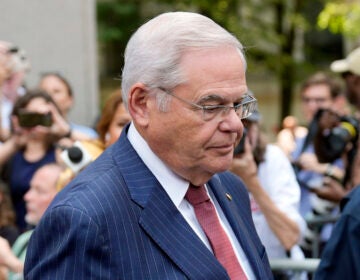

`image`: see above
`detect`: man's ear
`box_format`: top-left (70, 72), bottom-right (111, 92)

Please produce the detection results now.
top-left (127, 83), bottom-right (152, 127)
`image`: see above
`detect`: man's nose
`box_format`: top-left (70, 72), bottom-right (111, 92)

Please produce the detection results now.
top-left (219, 108), bottom-right (243, 132)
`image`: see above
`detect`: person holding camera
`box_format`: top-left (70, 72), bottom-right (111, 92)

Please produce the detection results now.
top-left (290, 72), bottom-right (347, 256)
top-left (0, 89), bottom-right (75, 232)
top-left (314, 47), bottom-right (360, 279)
top-left (231, 109), bottom-right (306, 279)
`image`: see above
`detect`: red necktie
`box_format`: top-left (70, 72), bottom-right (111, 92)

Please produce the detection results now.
top-left (186, 184), bottom-right (247, 280)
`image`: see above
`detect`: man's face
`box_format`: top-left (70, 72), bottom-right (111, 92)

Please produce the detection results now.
top-left (301, 84), bottom-right (333, 123)
top-left (24, 166), bottom-right (59, 225)
top-left (144, 46), bottom-right (247, 185)
top-left (343, 73), bottom-right (360, 108)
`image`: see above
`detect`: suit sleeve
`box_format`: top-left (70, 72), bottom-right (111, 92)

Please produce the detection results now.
top-left (315, 213), bottom-right (360, 280)
top-left (24, 205), bottom-right (111, 280)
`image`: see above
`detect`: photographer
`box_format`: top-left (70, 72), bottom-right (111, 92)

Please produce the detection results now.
top-left (291, 72), bottom-right (347, 256)
top-left (0, 89), bottom-right (75, 232)
top-left (314, 47), bottom-right (360, 279)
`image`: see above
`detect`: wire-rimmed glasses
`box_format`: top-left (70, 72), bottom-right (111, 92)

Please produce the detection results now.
top-left (158, 87), bottom-right (257, 121)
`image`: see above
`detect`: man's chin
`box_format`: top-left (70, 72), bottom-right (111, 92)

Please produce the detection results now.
top-left (25, 216), bottom-right (38, 226)
top-left (209, 158), bottom-right (233, 173)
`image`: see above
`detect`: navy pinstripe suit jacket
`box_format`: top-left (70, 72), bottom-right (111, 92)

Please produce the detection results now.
top-left (24, 126), bottom-right (273, 280)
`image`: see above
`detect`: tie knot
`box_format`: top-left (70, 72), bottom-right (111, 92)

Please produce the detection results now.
top-left (185, 184), bottom-right (210, 206)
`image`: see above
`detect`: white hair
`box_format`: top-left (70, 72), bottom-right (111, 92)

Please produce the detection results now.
top-left (121, 11), bottom-right (246, 109)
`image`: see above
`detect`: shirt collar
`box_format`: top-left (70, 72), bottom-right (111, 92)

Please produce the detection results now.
top-left (127, 123), bottom-right (189, 208)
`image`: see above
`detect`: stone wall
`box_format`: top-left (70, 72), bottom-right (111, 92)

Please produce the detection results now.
top-left (0, 0), bottom-right (99, 126)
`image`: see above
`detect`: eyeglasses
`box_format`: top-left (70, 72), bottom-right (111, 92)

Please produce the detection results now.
top-left (158, 87), bottom-right (257, 121)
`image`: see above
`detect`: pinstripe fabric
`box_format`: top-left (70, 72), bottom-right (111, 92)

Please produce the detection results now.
top-left (24, 125), bottom-right (273, 280)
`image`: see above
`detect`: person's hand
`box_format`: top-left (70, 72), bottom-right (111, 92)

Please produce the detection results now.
top-left (25, 104), bottom-right (71, 138)
top-left (0, 236), bottom-right (12, 266)
top-left (10, 116), bottom-right (30, 148)
top-left (317, 109), bottom-right (339, 131)
top-left (230, 138), bottom-right (258, 190)
top-left (297, 153), bottom-right (321, 172)
top-left (49, 103), bottom-right (73, 137)
top-left (0, 236), bottom-right (23, 274)
top-left (348, 140), bottom-right (360, 189)
top-left (19, 104), bottom-right (72, 140)
top-left (311, 176), bottom-right (349, 202)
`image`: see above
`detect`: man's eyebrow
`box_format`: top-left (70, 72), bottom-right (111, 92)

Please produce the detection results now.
top-left (198, 94), bottom-right (226, 103)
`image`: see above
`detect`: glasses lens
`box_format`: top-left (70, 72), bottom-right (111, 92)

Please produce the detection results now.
top-left (202, 107), bottom-right (223, 121)
top-left (240, 100), bottom-right (257, 119)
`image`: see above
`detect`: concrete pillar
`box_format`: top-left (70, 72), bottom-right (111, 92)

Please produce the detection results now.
top-left (0, 0), bottom-right (99, 126)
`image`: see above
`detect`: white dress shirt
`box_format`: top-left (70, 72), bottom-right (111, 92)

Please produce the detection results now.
top-left (254, 144), bottom-right (306, 258)
top-left (128, 123), bottom-right (255, 279)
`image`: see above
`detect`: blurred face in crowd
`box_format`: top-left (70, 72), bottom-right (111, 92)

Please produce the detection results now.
top-left (24, 165), bottom-right (60, 225)
top-left (342, 72), bottom-right (360, 109)
top-left (39, 75), bottom-right (73, 116)
top-left (134, 46), bottom-right (247, 185)
top-left (0, 42), bottom-right (13, 82)
top-left (105, 102), bottom-right (131, 147)
top-left (301, 84), bottom-right (333, 123)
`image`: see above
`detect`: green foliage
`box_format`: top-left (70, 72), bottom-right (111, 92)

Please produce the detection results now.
top-left (97, 0), bottom-right (141, 43)
top-left (97, 0), bottom-right (350, 125)
top-left (317, 2), bottom-right (360, 38)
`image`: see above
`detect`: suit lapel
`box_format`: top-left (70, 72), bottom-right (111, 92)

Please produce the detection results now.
top-left (208, 176), bottom-right (265, 279)
top-left (139, 185), bottom-right (229, 280)
top-left (114, 131), bottom-right (229, 280)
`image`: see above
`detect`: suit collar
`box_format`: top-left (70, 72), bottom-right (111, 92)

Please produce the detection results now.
top-left (113, 127), bottom-right (230, 279)
top-left (127, 123), bottom-right (189, 208)
top-left (114, 126), bottom-right (267, 279)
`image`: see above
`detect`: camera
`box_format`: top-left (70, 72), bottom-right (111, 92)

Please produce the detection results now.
top-left (60, 141), bottom-right (93, 174)
top-left (18, 111), bottom-right (52, 128)
top-left (313, 110), bottom-right (359, 163)
top-left (234, 128), bottom-right (247, 155)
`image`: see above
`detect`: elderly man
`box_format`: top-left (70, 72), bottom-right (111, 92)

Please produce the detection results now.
top-left (24, 12), bottom-right (273, 279)
top-left (0, 163), bottom-right (64, 279)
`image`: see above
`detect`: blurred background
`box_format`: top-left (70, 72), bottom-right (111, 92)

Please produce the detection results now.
top-left (1, 0), bottom-right (359, 141)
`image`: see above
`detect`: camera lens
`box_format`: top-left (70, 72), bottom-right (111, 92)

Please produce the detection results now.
top-left (67, 147), bottom-right (83, 163)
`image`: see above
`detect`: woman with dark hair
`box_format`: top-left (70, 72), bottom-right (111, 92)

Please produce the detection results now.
top-left (1, 89), bottom-right (69, 232)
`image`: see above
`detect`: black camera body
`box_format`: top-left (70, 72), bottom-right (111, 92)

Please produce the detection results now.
top-left (313, 110), bottom-right (359, 163)
top-left (18, 111), bottom-right (52, 128)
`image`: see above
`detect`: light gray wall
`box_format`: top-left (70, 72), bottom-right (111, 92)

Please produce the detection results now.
top-left (0, 0), bottom-right (99, 127)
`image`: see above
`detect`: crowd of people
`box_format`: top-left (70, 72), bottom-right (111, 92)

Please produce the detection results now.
top-left (0, 10), bottom-right (359, 280)
top-left (0, 40), bottom-right (133, 279)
